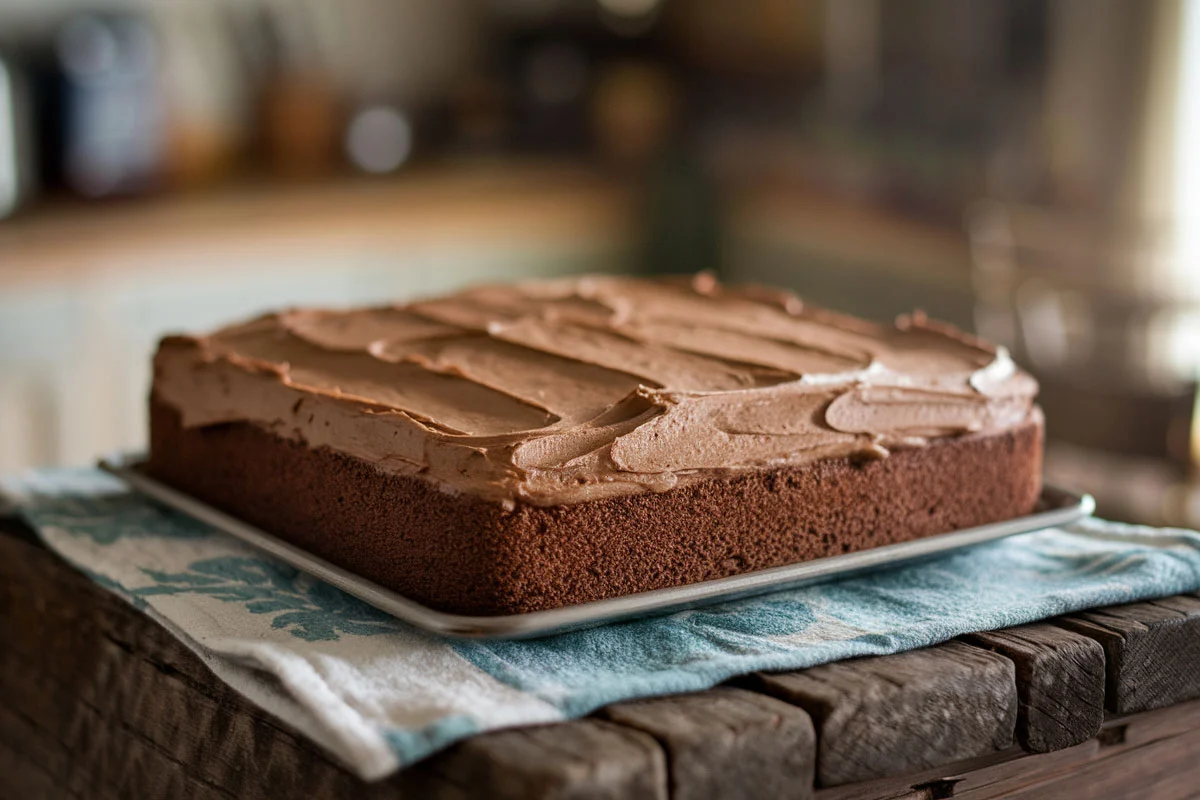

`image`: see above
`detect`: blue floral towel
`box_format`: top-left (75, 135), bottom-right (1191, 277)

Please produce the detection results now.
top-left (6, 468), bottom-right (1200, 781)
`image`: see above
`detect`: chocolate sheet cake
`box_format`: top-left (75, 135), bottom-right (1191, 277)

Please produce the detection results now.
top-left (148, 274), bottom-right (1043, 615)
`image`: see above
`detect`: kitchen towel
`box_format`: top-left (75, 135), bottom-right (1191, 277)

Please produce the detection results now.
top-left (6, 466), bottom-right (1200, 781)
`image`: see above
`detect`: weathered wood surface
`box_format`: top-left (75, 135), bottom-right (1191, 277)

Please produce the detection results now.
top-left (421, 722), bottom-right (668, 800)
top-left (816, 698), bottom-right (1200, 800)
top-left (749, 642), bottom-right (1018, 787)
top-left (600, 687), bottom-right (815, 800)
top-left (1057, 596), bottom-right (1200, 715)
top-left (962, 623), bottom-right (1105, 752)
top-left (0, 519), bottom-right (668, 800)
top-left (2, 520), bottom-right (393, 800)
top-left (5, 512), bottom-right (1200, 799)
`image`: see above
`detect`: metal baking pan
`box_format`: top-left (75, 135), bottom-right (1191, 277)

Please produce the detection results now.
top-left (99, 454), bottom-right (1094, 640)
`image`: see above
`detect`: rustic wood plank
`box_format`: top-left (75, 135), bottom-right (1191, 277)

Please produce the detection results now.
top-left (0, 701), bottom-right (87, 800)
top-left (0, 660), bottom-right (73, 786)
top-left (1057, 596), bottom-right (1200, 715)
top-left (961, 623), bottom-right (1105, 753)
top-left (418, 721), bottom-right (668, 800)
top-left (599, 687), bottom-right (816, 800)
top-left (749, 642), bottom-right (1017, 787)
top-left (0, 516), bottom-right (376, 799)
top-left (7, 510), bottom-right (1200, 800)
top-left (3, 624), bottom-right (666, 800)
top-left (953, 698), bottom-right (1200, 800)
top-left (990, 727), bottom-right (1200, 800)
top-left (0, 596), bottom-right (372, 800)
top-left (813, 698), bottom-right (1200, 800)
top-left (0, 656), bottom-right (233, 800)
top-left (0, 733), bottom-right (93, 800)
top-left (0, 521), bottom-right (670, 800)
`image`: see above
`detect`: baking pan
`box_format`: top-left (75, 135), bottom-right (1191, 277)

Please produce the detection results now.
top-left (99, 454), bottom-right (1094, 640)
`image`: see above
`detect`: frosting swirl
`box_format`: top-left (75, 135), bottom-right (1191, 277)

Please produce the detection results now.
top-left (153, 274), bottom-right (1039, 506)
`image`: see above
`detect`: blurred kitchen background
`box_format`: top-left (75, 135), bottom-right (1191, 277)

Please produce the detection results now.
top-left (0, 0), bottom-right (1198, 527)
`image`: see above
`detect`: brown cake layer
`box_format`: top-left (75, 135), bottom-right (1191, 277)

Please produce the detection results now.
top-left (148, 397), bottom-right (1043, 615)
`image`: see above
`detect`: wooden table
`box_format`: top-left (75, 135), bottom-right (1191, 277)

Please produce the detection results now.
top-left (3, 516), bottom-right (1200, 800)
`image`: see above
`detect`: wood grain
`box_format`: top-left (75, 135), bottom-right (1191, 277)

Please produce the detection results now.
top-left (7, 511), bottom-right (1200, 800)
top-left (1057, 596), bottom-right (1200, 714)
top-left (600, 687), bottom-right (816, 800)
top-left (421, 721), bottom-right (667, 800)
top-left (991, 727), bottom-right (1200, 800)
top-left (750, 642), bottom-right (1017, 787)
top-left (0, 522), bottom-right (381, 800)
top-left (962, 623), bottom-right (1105, 752)
top-left (0, 520), bottom-right (669, 800)
top-left (816, 699), bottom-right (1200, 800)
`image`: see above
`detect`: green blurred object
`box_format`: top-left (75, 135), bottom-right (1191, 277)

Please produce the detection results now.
top-left (639, 142), bottom-right (723, 276)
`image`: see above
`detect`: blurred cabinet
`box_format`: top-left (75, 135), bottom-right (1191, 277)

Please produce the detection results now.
top-left (0, 164), bottom-right (633, 470)
top-left (725, 186), bottom-right (975, 327)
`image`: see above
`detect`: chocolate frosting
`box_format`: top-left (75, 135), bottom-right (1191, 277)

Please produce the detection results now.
top-left (153, 274), bottom-right (1039, 506)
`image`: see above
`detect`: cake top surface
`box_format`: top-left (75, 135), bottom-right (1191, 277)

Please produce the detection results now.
top-left (154, 274), bottom-right (1039, 506)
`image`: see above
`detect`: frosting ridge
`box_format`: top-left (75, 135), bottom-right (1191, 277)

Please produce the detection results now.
top-left (153, 274), bottom-right (1039, 506)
